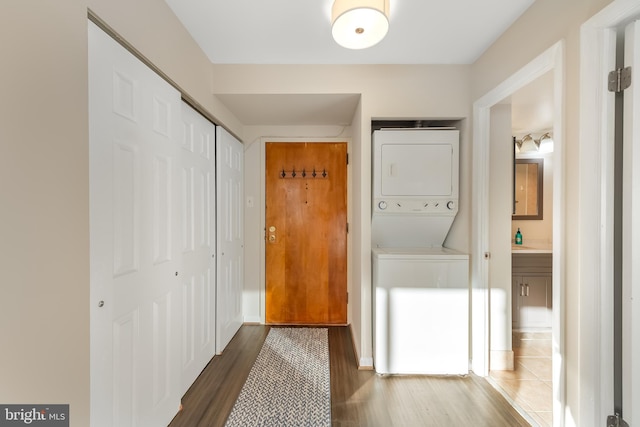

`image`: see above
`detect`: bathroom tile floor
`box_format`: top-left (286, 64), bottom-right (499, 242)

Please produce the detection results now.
top-left (489, 331), bottom-right (552, 427)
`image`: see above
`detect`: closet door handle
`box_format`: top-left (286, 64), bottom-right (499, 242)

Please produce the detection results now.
top-left (520, 284), bottom-right (525, 297)
top-left (525, 284), bottom-right (530, 297)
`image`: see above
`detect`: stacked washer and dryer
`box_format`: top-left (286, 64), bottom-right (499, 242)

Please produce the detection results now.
top-left (372, 128), bottom-right (469, 375)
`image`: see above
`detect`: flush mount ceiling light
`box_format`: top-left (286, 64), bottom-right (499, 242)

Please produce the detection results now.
top-left (331, 0), bottom-right (390, 50)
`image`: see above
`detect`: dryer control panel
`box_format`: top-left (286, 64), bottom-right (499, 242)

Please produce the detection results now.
top-left (373, 198), bottom-right (457, 214)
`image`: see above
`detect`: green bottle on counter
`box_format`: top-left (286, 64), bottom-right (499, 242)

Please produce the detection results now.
top-left (515, 228), bottom-right (523, 245)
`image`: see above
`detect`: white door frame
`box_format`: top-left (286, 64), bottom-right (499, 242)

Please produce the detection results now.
top-left (622, 21), bottom-right (640, 424)
top-left (580, 1), bottom-right (640, 425)
top-left (471, 40), bottom-right (565, 422)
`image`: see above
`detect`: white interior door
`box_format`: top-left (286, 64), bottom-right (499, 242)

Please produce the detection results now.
top-left (179, 102), bottom-right (216, 394)
top-left (89, 21), bottom-right (182, 426)
top-left (621, 19), bottom-right (640, 425)
top-left (216, 127), bottom-right (244, 353)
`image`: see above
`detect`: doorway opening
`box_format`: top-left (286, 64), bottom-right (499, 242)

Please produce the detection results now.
top-left (486, 71), bottom-right (555, 426)
top-left (471, 41), bottom-right (565, 425)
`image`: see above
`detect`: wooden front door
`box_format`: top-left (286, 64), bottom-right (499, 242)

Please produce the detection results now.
top-left (265, 142), bottom-right (347, 324)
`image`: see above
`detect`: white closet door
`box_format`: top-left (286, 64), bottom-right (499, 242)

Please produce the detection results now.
top-left (622, 19), bottom-right (640, 425)
top-left (216, 127), bottom-right (244, 353)
top-left (179, 102), bottom-right (216, 394)
top-left (89, 22), bottom-right (181, 427)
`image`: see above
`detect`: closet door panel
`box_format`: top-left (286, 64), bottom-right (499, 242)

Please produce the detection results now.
top-left (216, 127), bottom-right (244, 353)
top-left (179, 102), bottom-right (216, 393)
top-left (89, 21), bottom-right (182, 427)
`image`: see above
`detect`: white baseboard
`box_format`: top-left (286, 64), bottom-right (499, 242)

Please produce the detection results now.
top-left (346, 324), bottom-right (374, 370)
top-left (242, 316), bottom-right (262, 324)
top-left (490, 350), bottom-right (515, 371)
top-left (359, 357), bottom-right (374, 369)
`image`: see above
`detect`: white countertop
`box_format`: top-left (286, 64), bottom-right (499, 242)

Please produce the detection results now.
top-left (512, 239), bottom-right (552, 254)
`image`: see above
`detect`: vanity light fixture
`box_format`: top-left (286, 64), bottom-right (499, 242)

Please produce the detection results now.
top-left (331, 0), bottom-right (390, 49)
top-left (516, 134), bottom-right (537, 153)
top-left (537, 132), bottom-right (554, 153)
top-left (515, 132), bottom-right (554, 153)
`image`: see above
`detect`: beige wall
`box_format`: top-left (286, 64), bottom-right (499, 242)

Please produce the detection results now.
top-left (348, 99), bottom-right (364, 360)
top-left (0, 1), bottom-right (90, 424)
top-left (471, 0), bottom-right (613, 425)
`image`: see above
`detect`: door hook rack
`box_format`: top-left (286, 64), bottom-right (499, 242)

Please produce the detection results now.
top-left (280, 167), bottom-right (328, 179)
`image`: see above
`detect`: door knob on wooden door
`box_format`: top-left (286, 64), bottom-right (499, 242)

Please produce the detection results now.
top-left (268, 226), bottom-right (277, 243)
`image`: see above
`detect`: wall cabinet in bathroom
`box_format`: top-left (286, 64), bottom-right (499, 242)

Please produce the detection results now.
top-left (512, 253), bottom-right (552, 329)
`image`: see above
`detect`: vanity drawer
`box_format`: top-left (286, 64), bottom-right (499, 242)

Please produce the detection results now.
top-left (512, 253), bottom-right (552, 275)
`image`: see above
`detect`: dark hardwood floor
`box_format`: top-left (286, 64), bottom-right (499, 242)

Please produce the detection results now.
top-left (168, 325), bottom-right (530, 426)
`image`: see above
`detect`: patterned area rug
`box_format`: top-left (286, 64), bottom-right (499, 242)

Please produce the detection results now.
top-left (225, 327), bottom-right (331, 427)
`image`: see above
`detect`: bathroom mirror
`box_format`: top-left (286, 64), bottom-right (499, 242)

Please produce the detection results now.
top-left (513, 158), bottom-right (543, 220)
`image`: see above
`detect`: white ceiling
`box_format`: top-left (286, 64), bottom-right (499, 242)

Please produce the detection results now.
top-left (164, 0), bottom-right (543, 129)
top-left (164, 0), bottom-right (535, 65)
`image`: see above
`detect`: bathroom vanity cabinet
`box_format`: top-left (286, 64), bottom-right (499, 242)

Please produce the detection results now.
top-left (512, 253), bottom-right (552, 329)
